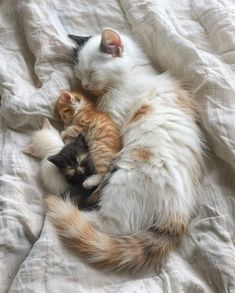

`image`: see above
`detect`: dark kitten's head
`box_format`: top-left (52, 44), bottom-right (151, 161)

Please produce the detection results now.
top-left (71, 28), bottom-right (127, 94)
top-left (48, 134), bottom-right (94, 185)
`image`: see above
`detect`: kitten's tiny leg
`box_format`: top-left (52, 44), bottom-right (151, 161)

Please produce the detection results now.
top-left (61, 133), bottom-right (75, 144)
top-left (61, 126), bottom-right (82, 143)
top-left (83, 174), bottom-right (103, 189)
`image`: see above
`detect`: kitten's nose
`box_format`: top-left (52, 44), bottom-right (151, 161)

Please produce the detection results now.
top-left (77, 167), bottom-right (84, 174)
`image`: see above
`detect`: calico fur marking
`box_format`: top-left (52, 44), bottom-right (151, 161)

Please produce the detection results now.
top-left (46, 195), bottom-right (187, 274)
top-left (176, 91), bottom-right (200, 120)
top-left (129, 104), bottom-right (154, 124)
top-left (133, 148), bottom-right (154, 162)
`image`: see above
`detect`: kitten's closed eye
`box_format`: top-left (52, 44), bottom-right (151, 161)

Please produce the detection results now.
top-left (77, 153), bottom-right (88, 163)
top-left (74, 96), bottom-right (81, 102)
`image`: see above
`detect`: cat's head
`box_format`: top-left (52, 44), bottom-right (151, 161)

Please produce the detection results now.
top-left (56, 91), bottom-right (90, 124)
top-left (47, 134), bottom-right (93, 185)
top-left (70, 28), bottom-right (135, 93)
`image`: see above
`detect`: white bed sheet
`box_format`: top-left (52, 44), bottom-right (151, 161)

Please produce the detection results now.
top-left (0, 0), bottom-right (235, 292)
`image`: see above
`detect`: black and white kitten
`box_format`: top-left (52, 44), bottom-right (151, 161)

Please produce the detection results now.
top-left (48, 134), bottom-right (96, 197)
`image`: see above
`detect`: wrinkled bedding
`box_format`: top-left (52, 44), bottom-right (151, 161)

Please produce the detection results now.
top-left (0, 0), bottom-right (235, 292)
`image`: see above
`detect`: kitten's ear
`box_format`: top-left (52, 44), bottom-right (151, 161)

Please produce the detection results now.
top-left (42, 118), bottom-right (52, 129)
top-left (23, 145), bottom-right (39, 158)
top-left (68, 35), bottom-right (91, 48)
top-left (47, 155), bottom-right (61, 167)
top-left (100, 28), bottom-right (123, 57)
top-left (61, 91), bottom-right (74, 103)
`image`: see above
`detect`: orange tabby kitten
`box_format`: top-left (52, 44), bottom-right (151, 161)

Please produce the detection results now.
top-left (56, 91), bottom-right (121, 189)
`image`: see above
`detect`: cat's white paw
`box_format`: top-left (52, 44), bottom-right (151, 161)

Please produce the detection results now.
top-left (83, 174), bottom-right (102, 189)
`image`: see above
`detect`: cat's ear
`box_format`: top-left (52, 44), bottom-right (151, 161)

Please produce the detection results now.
top-left (100, 28), bottom-right (123, 57)
top-left (61, 91), bottom-right (74, 103)
top-left (23, 144), bottom-right (39, 158)
top-left (68, 35), bottom-right (91, 62)
top-left (42, 118), bottom-right (52, 129)
top-left (47, 155), bottom-right (61, 168)
top-left (68, 35), bottom-right (91, 48)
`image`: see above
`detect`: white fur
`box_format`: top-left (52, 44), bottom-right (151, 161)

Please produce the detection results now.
top-left (24, 119), bottom-right (69, 194)
top-left (71, 30), bottom-right (204, 236)
top-left (82, 174), bottom-right (102, 189)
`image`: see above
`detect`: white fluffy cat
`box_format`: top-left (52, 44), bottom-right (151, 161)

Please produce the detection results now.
top-left (46, 28), bottom-right (205, 274)
top-left (24, 118), bottom-right (69, 194)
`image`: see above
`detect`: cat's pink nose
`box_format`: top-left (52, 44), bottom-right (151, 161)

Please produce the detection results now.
top-left (82, 83), bottom-right (89, 89)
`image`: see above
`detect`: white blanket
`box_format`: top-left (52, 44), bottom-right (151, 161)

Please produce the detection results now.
top-left (0, 0), bottom-right (235, 292)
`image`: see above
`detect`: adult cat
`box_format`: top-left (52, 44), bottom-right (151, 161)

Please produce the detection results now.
top-left (46, 28), bottom-right (205, 274)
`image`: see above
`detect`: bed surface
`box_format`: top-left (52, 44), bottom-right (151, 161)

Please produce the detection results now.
top-left (0, 0), bottom-right (235, 292)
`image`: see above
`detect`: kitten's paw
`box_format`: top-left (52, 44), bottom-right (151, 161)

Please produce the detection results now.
top-left (61, 130), bottom-right (74, 144)
top-left (83, 179), bottom-right (97, 189)
top-left (83, 174), bottom-right (102, 189)
top-left (61, 130), bottom-right (68, 140)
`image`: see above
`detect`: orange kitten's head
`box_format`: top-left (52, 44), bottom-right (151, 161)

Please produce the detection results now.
top-left (56, 91), bottom-right (91, 125)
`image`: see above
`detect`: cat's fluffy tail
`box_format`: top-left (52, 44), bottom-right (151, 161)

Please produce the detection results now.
top-left (46, 195), bottom-right (186, 274)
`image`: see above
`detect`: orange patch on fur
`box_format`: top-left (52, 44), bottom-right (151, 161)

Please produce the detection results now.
top-left (129, 104), bottom-right (153, 123)
top-left (176, 92), bottom-right (199, 120)
top-left (63, 223), bottom-right (103, 257)
top-left (133, 148), bottom-right (153, 162)
top-left (46, 195), bottom-right (188, 273)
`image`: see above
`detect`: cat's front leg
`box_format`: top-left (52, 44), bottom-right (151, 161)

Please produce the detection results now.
top-left (61, 125), bottom-right (82, 143)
